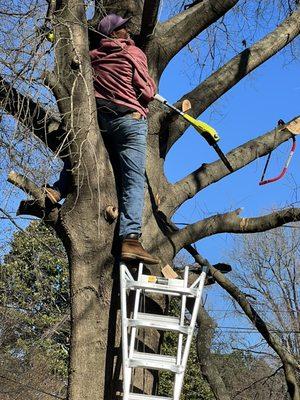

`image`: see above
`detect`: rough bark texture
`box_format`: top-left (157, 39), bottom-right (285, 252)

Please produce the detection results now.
top-left (4, 1), bottom-right (300, 399)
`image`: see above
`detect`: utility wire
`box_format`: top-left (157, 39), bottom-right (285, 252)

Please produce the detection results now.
top-left (216, 326), bottom-right (300, 333)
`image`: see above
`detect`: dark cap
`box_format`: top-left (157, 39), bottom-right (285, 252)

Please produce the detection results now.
top-left (97, 13), bottom-right (131, 36)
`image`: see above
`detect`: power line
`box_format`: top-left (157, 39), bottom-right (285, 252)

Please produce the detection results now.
top-left (216, 326), bottom-right (300, 334)
top-left (207, 308), bottom-right (300, 314)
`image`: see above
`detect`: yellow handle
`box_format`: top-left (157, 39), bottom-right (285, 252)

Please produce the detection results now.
top-left (182, 113), bottom-right (220, 144)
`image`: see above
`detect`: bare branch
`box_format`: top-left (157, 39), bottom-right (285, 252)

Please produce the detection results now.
top-left (232, 366), bottom-right (284, 399)
top-left (7, 170), bottom-right (45, 204)
top-left (155, 0), bottom-right (239, 77)
top-left (208, 264), bottom-right (300, 399)
top-left (172, 207), bottom-right (300, 251)
top-left (0, 373), bottom-right (65, 400)
top-left (164, 7), bottom-right (300, 152)
top-left (7, 170), bottom-right (59, 224)
top-left (139, 0), bottom-right (161, 45)
top-left (0, 76), bottom-right (63, 153)
top-left (166, 117), bottom-right (298, 212)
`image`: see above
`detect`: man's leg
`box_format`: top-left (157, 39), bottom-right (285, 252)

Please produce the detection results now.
top-left (44, 159), bottom-right (72, 204)
top-left (52, 159), bottom-right (72, 198)
top-left (99, 113), bottom-right (159, 264)
top-left (117, 117), bottom-right (147, 238)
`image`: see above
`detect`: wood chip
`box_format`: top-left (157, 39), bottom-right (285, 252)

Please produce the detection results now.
top-left (161, 264), bottom-right (178, 279)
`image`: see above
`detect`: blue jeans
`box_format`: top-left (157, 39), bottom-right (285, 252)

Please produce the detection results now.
top-left (54, 112), bottom-right (148, 238)
top-left (99, 112), bottom-right (148, 238)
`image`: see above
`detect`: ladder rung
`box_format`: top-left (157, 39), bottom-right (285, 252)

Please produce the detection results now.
top-left (128, 312), bottom-right (190, 334)
top-left (129, 351), bottom-right (181, 373)
top-left (128, 394), bottom-right (172, 400)
top-left (126, 281), bottom-right (197, 297)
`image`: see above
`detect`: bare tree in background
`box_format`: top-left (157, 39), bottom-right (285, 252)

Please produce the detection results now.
top-left (0, 0), bottom-right (300, 399)
top-left (229, 226), bottom-right (300, 361)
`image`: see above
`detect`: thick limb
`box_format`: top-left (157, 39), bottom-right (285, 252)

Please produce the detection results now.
top-left (0, 76), bottom-right (62, 153)
top-left (139, 0), bottom-right (161, 45)
top-left (155, 0), bottom-right (239, 77)
top-left (171, 207), bottom-right (300, 252)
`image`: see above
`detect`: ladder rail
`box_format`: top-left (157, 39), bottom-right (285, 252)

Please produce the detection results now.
top-left (120, 263), bottom-right (131, 398)
top-left (129, 263), bottom-right (143, 359)
top-left (173, 267), bottom-right (208, 399)
top-left (176, 266), bottom-right (189, 366)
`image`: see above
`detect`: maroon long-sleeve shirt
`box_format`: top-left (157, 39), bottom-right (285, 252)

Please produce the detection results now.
top-left (90, 38), bottom-right (156, 117)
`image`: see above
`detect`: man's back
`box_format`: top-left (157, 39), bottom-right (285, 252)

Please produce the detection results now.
top-left (90, 38), bottom-right (156, 116)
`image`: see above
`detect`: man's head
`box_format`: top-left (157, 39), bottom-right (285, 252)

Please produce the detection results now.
top-left (97, 14), bottom-right (131, 39)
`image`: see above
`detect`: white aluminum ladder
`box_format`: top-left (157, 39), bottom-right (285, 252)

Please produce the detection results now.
top-left (120, 262), bottom-right (208, 400)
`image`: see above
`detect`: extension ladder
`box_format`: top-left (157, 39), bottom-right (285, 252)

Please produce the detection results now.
top-left (120, 262), bottom-right (208, 400)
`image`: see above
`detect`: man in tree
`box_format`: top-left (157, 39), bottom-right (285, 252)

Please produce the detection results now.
top-left (45, 14), bottom-right (159, 265)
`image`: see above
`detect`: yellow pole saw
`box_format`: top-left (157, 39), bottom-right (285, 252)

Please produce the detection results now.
top-left (154, 94), bottom-right (233, 172)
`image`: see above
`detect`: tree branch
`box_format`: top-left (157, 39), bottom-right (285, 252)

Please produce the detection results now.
top-left (0, 76), bottom-right (63, 153)
top-left (155, 0), bottom-right (239, 77)
top-left (7, 170), bottom-right (59, 224)
top-left (232, 366), bottom-right (283, 399)
top-left (165, 117), bottom-right (298, 212)
top-left (153, 212), bottom-right (300, 380)
top-left (208, 263), bottom-right (300, 399)
top-left (164, 7), bottom-right (300, 152)
top-left (139, 0), bottom-right (161, 46)
top-left (7, 171), bottom-right (45, 204)
top-left (172, 207), bottom-right (300, 252)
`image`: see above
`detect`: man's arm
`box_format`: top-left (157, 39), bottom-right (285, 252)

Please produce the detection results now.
top-left (128, 47), bottom-right (156, 103)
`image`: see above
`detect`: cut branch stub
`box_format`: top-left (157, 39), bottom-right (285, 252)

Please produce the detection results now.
top-left (8, 171), bottom-right (45, 206)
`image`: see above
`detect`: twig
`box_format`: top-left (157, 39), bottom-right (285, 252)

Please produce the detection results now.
top-left (232, 366), bottom-right (283, 398)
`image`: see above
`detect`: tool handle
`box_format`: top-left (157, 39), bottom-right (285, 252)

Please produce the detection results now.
top-left (182, 113), bottom-right (220, 144)
top-left (154, 93), bottom-right (168, 104)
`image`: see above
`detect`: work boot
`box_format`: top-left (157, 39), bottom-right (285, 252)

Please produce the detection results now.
top-left (121, 234), bottom-right (159, 265)
top-left (44, 187), bottom-right (61, 204)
